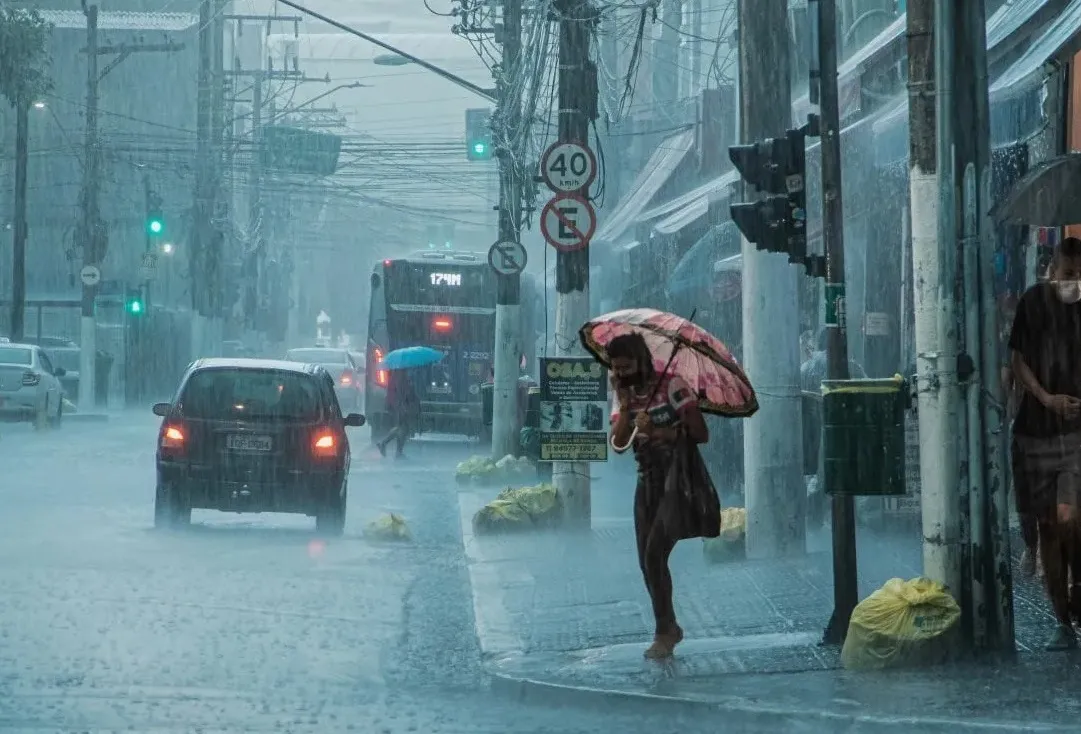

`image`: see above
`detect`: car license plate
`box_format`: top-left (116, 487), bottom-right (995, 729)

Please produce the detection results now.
top-left (226, 434), bottom-right (272, 452)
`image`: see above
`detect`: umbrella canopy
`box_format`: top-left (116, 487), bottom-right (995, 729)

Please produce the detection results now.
top-left (380, 346), bottom-right (444, 371)
top-left (991, 153), bottom-right (1081, 227)
top-left (579, 308), bottom-right (758, 417)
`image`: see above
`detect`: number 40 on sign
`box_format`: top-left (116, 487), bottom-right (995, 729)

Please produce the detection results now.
top-left (540, 141), bottom-right (597, 194)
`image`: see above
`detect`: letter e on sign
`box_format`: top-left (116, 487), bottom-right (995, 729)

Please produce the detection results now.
top-left (540, 193), bottom-right (596, 253)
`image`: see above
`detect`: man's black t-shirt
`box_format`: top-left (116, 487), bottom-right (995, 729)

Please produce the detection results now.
top-left (1009, 282), bottom-right (1081, 437)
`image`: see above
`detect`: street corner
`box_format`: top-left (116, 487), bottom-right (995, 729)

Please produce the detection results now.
top-left (483, 645), bottom-right (1078, 734)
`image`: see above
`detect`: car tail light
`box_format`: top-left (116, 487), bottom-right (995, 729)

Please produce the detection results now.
top-left (22, 371), bottom-right (40, 387)
top-left (372, 347), bottom-right (388, 387)
top-left (312, 429), bottom-right (339, 457)
top-left (340, 369), bottom-right (354, 387)
top-left (160, 423), bottom-right (185, 450)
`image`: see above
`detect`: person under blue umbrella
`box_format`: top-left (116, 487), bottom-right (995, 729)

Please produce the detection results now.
top-left (377, 368), bottom-right (419, 458)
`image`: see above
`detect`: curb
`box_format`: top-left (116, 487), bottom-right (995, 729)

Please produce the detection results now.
top-left (485, 666), bottom-right (1074, 733)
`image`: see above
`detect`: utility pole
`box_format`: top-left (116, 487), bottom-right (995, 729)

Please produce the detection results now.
top-left (10, 98), bottom-right (29, 343)
top-left (192, 0), bottom-right (214, 359)
top-left (970, 1), bottom-right (1015, 654)
top-left (815, 0), bottom-right (857, 644)
top-left (79, 3), bottom-right (102, 414)
top-left (491, 0), bottom-right (524, 460)
top-left (952, 0), bottom-right (1013, 650)
top-left (908, 0), bottom-right (963, 605)
top-left (78, 4), bottom-right (184, 412)
top-left (735, 0), bottom-right (805, 560)
top-left (209, 0), bottom-right (226, 352)
top-left (553, 0), bottom-right (598, 527)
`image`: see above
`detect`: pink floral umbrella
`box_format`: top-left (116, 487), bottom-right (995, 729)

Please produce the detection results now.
top-left (579, 308), bottom-right (758, 418)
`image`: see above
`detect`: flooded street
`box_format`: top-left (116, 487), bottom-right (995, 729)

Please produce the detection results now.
top-left (0, 416), bottom-right (758, 733)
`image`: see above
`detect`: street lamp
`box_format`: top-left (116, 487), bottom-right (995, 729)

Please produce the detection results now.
top-left (161, 242), bottom-right (175, 255)
top-left (32, 101), bottom-right (45, 110)
top-left (373, 53), bottom-right (410, 66)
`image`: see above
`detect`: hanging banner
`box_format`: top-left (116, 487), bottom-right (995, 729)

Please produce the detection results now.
top-left (538, 356), bottom-right (608, 462)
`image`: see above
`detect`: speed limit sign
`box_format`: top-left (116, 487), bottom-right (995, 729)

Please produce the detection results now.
top-left (540, 141), bottom-right (597, 193)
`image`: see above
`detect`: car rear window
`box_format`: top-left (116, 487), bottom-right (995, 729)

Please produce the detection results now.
top-left (287, 349), bottom-right (347, 364)
top-left (0, 346), bottom-right (32, 365)
top-left (179, 368), bottom-right (323, 421)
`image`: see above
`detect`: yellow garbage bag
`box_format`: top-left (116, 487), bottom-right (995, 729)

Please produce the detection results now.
top-left (702, 507), bottom-right (746, 563)
top-left (472, 483), bottom-right (562, 535)
top-left (364, 513), bottom-right (411, 541)
top-left (841, 577), bottom-right (961, 671)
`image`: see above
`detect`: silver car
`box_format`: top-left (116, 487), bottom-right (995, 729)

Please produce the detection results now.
top-left (284, 347), bottom-right (364, 412)
top-left (0, 343), bottom-right (65, 427)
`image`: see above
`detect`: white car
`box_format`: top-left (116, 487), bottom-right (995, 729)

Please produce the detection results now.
top-left (0, 343), bottom-right (65, 427)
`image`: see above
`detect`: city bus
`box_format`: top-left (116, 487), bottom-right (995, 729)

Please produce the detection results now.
top-left (365, 250), bottom-right (540, 439)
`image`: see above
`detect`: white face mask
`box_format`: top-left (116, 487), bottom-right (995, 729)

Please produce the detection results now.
top-left (1054, 280), bottom-right (1081, 304)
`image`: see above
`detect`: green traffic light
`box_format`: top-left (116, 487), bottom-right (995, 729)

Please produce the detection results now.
top-left (127, 299), bottom-right (143, 314)
top-left (473, 142), bottom-right (486, 155)
top-left (148, 219), bottom-right (163, 235)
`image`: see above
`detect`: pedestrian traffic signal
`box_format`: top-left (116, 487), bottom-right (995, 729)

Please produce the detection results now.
top-left (126, 295), bottom-right (144, 315)
top-left (465, 108), bottom-right (494, 161)
top-left (729, 125), bottom-right (822, 277)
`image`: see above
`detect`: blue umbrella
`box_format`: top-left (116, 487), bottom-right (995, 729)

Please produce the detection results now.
top-left (380, 346), bottom-right (445, 370)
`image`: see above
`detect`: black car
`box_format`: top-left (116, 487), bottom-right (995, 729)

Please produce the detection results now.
top-left (152, 358), bottom-right (365, 536)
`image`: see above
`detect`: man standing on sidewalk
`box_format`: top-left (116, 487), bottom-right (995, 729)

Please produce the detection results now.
top-left (1009, 236), bottom-right (1081, 650)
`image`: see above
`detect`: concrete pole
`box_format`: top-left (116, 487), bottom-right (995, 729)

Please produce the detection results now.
top-left (491, 0), bottom-right (524, 460)
top-left (907, 0), bottom-right (963, 599)
top-left (553, 0), bottom-right (595, 527)
top-left (79, 4), bottom-right (100, 413)
top-left (208, 0), bottom-right (226, 354)
top-left (191, 0), bottom-right (213, 360)
top-left (736, 0), bottom-right (805, 560)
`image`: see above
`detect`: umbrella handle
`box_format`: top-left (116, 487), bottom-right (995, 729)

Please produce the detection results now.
top-left (610, 425), bottom-right (638, 453)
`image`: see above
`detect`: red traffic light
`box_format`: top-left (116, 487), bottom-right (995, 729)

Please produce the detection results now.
top-left (432, 317), bottom-right (453, 332)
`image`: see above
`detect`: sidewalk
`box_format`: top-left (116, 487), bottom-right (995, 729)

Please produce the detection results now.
top-left (458, 471), bottom-right (1070, 731)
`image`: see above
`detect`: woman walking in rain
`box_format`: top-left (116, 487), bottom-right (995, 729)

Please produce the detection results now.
top-left (607, 332), bottom-right (712, 659)
top-left (1009, 236), bottom-right (1081, 649)
top-left (377, 369), bottom-right (418, 458)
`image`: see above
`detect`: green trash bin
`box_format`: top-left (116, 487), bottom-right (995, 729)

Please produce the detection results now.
top-left (822, 375), bottom-right (907, 496)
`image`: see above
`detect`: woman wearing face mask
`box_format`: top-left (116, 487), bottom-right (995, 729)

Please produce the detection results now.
top-left (608, 332), bottom-right (711, 659)
top-left (1010, 236), bottom-right (1081, 650)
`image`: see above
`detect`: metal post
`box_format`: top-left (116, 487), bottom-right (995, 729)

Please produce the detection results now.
top-left (737, 0), bottom-right (805, 560)
top-left (11, 99), bottom-right (29, 343)
top-left (79, 4), bottom-right (100, 413)
top-left (927, 0), bottom-right (964, 601)
top-left (814, 0), bottom-right (857, 644)
top-left (553, 0), bottom-right (595, 527)
top-left (492, 0), bottom-right (524, 460)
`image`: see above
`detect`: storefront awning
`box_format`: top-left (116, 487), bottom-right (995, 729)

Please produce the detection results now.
top-left (991, 0), bottom-right (1081, 101)
top-left (987, 0), bottom-right (1055, 48)
top-left (792, 15), bottom-right (904, 124)
top-left (792, 0), bottom-right (1054, 125)
top-left (642, 169), bottom-right (740, 236)
top-left (592, 129), bottom-right (696, 245)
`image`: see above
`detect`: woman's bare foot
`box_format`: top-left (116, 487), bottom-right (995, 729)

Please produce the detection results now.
top-left (644, 624), bottom-right (683, 659)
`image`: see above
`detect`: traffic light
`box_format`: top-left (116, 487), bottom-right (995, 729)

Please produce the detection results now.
top-left (125, 289), bottom-right (145, 316)
top-left (729, 124), bottom-right (823, 277)
top-left (465, 108), bottom-right (494, 161)
top-left (146, 191), bottom-right (165, 237)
